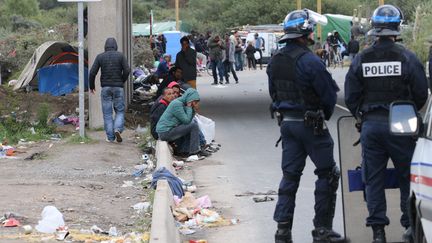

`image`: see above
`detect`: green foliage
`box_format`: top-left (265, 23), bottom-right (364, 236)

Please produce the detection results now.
top-left (401, 1), bottom-right (432, 64)
top-left (4, 0), bottom-right (40, 18)
top-left (133, 0), bottom-right (176, 23)
top-left (133, 38), bottom-right (155, 68)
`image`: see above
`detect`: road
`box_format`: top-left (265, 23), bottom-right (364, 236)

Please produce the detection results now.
top-left (189, 67), bottom-right (351, 242)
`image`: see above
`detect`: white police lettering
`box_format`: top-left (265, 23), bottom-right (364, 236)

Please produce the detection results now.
top-left (362, 62), bottom-right (402, 77)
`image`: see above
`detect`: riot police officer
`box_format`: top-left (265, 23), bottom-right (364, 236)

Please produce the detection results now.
top-left (267, 9), bottom-right (345, 243)
top-left (344, 5), bottom-right (428, 243)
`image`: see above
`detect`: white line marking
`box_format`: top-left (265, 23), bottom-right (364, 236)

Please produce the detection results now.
top-left (336, 104), bottom-right (350, 113)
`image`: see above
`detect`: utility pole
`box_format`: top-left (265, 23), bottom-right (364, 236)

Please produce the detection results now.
top-left (175, 0), bottom-right (179, 31)
top-left (379, 0), bottom-right (384, 5)
top-left (297, 0), bottom-right (301, 10)
top-left (317, 0), bottom-right (322, 40)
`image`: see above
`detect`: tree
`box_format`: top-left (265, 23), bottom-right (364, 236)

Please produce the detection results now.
top-left (4, 0), bottom-right (40, 18)
top-left (38, 0), bottom-right (62, 10)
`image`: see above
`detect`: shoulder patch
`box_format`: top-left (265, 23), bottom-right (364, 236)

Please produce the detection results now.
top-left (362, 61), bottom-right (402, 77)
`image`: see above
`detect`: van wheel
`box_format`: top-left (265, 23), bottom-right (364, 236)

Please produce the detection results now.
top-left (414, 213), bottom-right (426, 243)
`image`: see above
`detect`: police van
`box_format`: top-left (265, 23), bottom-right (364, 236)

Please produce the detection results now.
top-left (389, 71), bottom-right (431, 242)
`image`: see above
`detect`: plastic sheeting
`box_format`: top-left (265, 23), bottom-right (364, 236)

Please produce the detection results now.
top-left (38, 63), bottom-right (88, 96)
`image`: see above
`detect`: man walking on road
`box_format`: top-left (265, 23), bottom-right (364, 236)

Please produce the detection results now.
top-left (208, 35), bottom-right (225, 85)
top-left (89, 37), bottom-right (130, 143)
top-left (345, 5), bottom-right (428, 243)
top-left (223, 34), bottom-right (239, 84)
top-left (175, 37), bottom-right (197, 89)
top-left (254, 33), bottom-right (265, 70)
top-left (267, 9), bottom-right (345, 243)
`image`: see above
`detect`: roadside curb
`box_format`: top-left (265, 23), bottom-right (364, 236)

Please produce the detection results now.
top-left (150, 141), bottom-right (181, 243)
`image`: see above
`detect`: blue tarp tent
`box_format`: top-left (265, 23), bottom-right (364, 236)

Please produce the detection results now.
top-left (38, 63), bottom-right (89, 96)
top-left (164, 31), bottom-right (182, 63)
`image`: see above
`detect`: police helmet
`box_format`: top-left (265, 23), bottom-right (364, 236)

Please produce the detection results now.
top-left (280, 9), bottom-right (315, 43)
top-left (368, 5), bottom-right (403, 36)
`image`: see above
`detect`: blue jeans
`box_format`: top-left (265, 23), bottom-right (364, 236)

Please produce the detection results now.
top-left (101, 87), bottom-right (125, 141)
top-left (274, 121), bottom-right (337, 228)
top-left (211, 59), bottom-right (224, 83)
top-left (235, 52), bottom-right (243, 71)
top-left (361, 119), bottom-right (414, 228)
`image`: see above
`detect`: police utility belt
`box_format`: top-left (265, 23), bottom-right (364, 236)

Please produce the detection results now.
top-left (278, 110), bottom-right (327, 136)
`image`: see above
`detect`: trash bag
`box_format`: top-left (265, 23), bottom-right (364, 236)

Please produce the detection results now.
top-left (35, 206), bottom-right (65, 233)
top-left (195, 114), bottom-right (215, 144)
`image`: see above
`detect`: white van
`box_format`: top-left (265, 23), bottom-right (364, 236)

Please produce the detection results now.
top-left (390, 97), bottom-right (432, 242)
top-left (246, 32), bottom-right (277, 64)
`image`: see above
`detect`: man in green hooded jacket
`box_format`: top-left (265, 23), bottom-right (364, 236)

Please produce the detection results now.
top-left (156, 88), bottom-right (204, 156)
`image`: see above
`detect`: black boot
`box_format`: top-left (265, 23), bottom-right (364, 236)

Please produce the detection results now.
top-left (372, 225), bottom-right (386, 243)
top-left (312, 227), bottom-right (346, 243)
top-left (275, 222), bottom-right (292, 243)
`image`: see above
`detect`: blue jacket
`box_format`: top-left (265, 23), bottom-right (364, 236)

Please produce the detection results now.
top-left (267, 42), bottom-right (339, 120)
top-left (345, 39), bottom-right (428, 116)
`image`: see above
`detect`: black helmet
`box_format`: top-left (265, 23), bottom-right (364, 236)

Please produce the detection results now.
top-left (368, 4), bottom-right (403, 36)
top-left (280, 9), bottom-right (315, 43)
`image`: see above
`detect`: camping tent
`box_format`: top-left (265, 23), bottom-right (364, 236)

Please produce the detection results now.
top-left (14, 41), bottom-right (89, 96)
top-left (133, 21), bottom-right (189, 36)
top-left (320, 14), bottom-right (352, 44)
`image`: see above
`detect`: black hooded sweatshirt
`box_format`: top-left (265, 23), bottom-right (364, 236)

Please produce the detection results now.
top-left (89, 38), bottom-right (130, 90)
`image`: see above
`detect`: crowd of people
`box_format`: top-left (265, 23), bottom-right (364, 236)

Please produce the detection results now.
top-left (313, 30), bottom-right (360, 66)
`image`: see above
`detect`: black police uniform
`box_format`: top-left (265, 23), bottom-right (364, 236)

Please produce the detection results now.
top-left (345, 38), bottom-right (428, 228)
top-left (268, 41), bottom-right (340, 231)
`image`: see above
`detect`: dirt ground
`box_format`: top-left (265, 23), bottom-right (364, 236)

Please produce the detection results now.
top-left (0, 130), bottom-right (153, 242)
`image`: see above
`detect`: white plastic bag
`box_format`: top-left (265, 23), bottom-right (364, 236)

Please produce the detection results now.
top-left (195, 114), bottom-right (215, 144)
top-left (35, 206), bottom-right (65, 233)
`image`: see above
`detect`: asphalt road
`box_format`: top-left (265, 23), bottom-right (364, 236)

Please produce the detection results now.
top-left (190, 67), bottom-right (351, 242)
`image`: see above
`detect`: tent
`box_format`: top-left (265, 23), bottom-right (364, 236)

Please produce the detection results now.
top-left (320, 14), bottom-right (352, 44)
top-left (14, 41), bottom-right (89, 96)
top-left (133, 21), bottom-right (189, 36)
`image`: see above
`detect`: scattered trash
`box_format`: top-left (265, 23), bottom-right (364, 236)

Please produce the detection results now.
top-left (22, 225), bottom-right (32, 234)
top-left (55, 226), bottom-right (70, 241)
top-left (50, 133), bottom-right (62, 141)
top-left (179, 228), bottom-right (196, 235)
top-left (190, 240), bottom-right (208, 243)
top-left (196, 195), bottom-right (212, 208)
top-left (3, 218), bottom-right (20, 227)
top-left (90, 225), bottom-right (105, 234)
top-left (108, 226), bottom-right (118, 237)
top-left (25, 152), bottom-right (45, 161)
top-left (35, 206), bottom-right (65, 233)
top-left (186, 155), bottom-right (204, 162)
top-left (132, 202), bottom-right (151, 213)
top-left (173, 160), bottom-right (185, 167)
top-left (142, 154), bottom-right (150, 161)
top-left (0, 145), bottom-right (15, 158)
top-left (235, 190), bottom-right (278, 197)
top-left (184, 185), bottom-right (197, 193)
top-left (231, 218), bottom-right (239, 225)
top-left (151, 167), bottom-right (184, 198)
top-left (121, 181), bottom-right (134, 188)
top-left (253, 196), bottom-right (275, 203)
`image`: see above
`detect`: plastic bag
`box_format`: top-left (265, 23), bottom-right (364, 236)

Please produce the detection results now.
top-left (35, 206), bottom-right (65, 233)
top-left (195, 114), bottom-right (215, 144)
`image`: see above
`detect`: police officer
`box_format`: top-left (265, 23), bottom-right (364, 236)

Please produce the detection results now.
top-left (268, 9), bottom-right (345, 243)
top-left (344, 5), bottom-right (428, 243)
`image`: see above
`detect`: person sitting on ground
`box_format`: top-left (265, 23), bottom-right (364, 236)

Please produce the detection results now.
top-left (157, 66), bottom-right (184, 98)
top-left (150, 88), bottom-right (176, 140)
top-left (155, 54), bottom-right (171, 80)
top-left (167, 81), bottom-right (182, 98)
top-left (156, 88), bottom-right (210, 157)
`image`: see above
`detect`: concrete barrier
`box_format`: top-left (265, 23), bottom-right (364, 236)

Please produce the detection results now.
top-left (150, 141), bottom-right (181, 243)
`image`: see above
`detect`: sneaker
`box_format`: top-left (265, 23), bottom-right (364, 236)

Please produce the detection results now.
top-left (235, 80), bottom-right (239, 84)
top-left (105, 138), bottom-right (114, 143)
top-left (219, 81), bottom-right (223, 85)
top-left (114, 131), bottom-right (123, 143)
top-left (211, 82), bottom-right (218, 85)
top-left (199, 149), bottom-right (212, 157)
